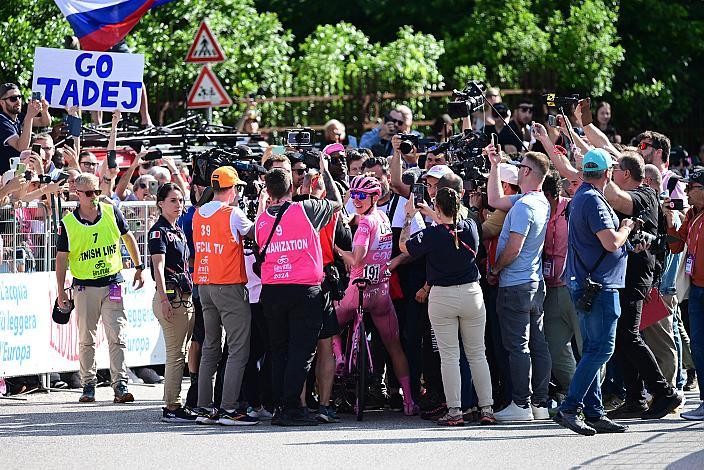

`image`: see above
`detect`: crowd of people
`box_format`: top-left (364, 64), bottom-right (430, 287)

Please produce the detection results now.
top-left (2, 81), bottom-right (704, 436)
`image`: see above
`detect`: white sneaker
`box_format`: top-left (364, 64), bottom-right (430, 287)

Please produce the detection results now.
top-left (531, 404), bottom-right (550, 420)
top-left (247, 405), bottom-right (273, 420)
top-left (494, 402), bottom-right (534, 422)
top-left (681, 402), bottom-right (704, 420)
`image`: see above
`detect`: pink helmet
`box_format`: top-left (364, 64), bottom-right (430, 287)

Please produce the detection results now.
top-left (349, 175), bottom-right (382, 196)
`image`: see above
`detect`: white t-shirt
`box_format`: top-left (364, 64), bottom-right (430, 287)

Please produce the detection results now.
top-left (197, 201), bottom-right (253, 242)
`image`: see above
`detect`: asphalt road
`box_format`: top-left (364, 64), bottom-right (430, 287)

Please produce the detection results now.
top-left (1, 384), bottom-right (703, 469)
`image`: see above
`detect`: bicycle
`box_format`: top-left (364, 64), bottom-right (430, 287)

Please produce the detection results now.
top-left (334, 277), bottom-right (374, 421)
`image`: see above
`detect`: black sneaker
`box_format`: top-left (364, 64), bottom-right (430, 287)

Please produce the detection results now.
top-left (607, 402), bottom-right (648, 419)
top-left (79, 384), bottom-right (95, 403)
top-left (421, 404), bottom-right (448, 421)
top-left (553, 410), bottom-right (596, 436)
top-left (684, 370), bottom-right (698, 391)
top-left (279, 408), bottom-right (319, 426)
top-left (218, 409), bottom-right (259, 426)
top-left (192, 406), bottom-right (219, 425)
top-left (585, 416), bottom-right (628, 433)
top-left (366, 384), bottom-right (389, 410)
top-left (271, 407), bottom-right (282, 426)
top-left (388, 393), bottom-right (403, 412)
top-left (162, 407), bottom-right (197, 423)
top-left (641, 393), bottom-right (683, 420)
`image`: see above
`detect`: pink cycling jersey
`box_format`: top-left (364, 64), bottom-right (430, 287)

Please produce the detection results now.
top-left (336, 209), bottom-right (399, 342)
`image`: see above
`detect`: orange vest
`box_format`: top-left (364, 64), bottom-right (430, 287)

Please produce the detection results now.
top-left (193, 205), bottom-right (247, 285)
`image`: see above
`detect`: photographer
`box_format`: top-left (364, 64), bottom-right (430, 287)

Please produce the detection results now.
top-left (486, 146), bottom-right (552, 422)
top-left (665, 168), bottom-right (704, 420)
top-left (148, 183), bottom-right (195, 423)
top-left (553, 149), bottom-right (632, 436)
top-left (402, 187), bottom-right (495, 426)
top-left (497, 99), bottom-right (533, 155)
top-left (604, 152), bottom-right (682, 420)
top-left (360, 106), bottom-right (419, 156)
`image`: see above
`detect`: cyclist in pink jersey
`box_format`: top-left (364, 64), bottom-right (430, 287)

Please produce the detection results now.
top-left (334, 175), bottom-right (418, 415)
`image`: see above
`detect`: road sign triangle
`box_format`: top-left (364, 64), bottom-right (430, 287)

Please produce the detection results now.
top-left (187, 66), bottom-right (233, 109)
top-left (185, 21), bottom-right (226, 63)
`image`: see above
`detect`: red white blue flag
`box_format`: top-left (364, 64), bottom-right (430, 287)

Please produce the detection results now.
top-left (54, 0), bottom-right (176, 52)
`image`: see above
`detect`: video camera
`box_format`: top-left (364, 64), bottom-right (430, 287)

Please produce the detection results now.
top-left (431, 130), bottom-right (490, 191)
top-left (447, 81), bottom-right (486, 119)
top-left (543, 93), bottom-right (579, 110)
top-left (192, 145), bottom-right (266, 201)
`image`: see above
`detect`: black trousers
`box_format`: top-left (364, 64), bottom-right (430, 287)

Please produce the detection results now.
top-left (241, 302), bottom-right (272, 409)
top-left (261, 284), bottom-right (323, 410)
top-left (615, 286), bottom-right (673, 405)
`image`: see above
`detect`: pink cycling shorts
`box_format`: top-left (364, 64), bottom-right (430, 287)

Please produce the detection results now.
top-left (335, 282), bottom-right (399, 343)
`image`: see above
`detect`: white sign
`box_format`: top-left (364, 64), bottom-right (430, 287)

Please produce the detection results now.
top-left (31, 47), bottom-right (145, 113)
top-left (186, 66), bottom-right (232, 108)
top-left (0, 270), bottom-right (165, 378)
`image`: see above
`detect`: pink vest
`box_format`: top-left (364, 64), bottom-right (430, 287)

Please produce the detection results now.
top-left (255, 202), bottom-right (324, 285)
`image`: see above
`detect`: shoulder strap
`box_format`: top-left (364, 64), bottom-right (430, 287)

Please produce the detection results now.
top-left (573, 246), bottom-right (609, 275)
top-left (260, 202), bottom-right (290, 257)
top-left (388, 193), bottom-right (400, 219)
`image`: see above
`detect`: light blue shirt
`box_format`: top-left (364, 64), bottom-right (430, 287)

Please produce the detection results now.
top-left (496, 192), bottom-right (550, 287)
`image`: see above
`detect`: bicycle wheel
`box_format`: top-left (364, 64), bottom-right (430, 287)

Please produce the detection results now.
top-left (356, 320), bottom-right (367, 421)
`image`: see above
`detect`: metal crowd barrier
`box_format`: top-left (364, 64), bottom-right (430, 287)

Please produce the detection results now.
top-left (0, 200), bottom-right (162, 273)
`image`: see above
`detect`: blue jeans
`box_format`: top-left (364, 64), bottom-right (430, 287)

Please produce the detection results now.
top-left (560, 284), bottom-right (621, 418)
top-left (689, 285), bottom-right (704, 400)
top-left (673, 308), bottom-right (686, 390)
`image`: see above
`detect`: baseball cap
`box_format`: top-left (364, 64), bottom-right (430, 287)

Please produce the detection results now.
top-left (582, 148), bottom-right (614, 171)
top-left (211, 166), bottom-right (245, 189)
top-left (682, 169), bottom-right (704, 185)
top-left (424, 164), bottom-right (453, 180)
top-left (499, 163), bottom-right (519, 185)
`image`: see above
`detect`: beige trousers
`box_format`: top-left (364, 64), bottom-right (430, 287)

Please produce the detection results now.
top-left (75, 285), bottom-right (128, 388)
top-left (428, 282), bottom-right (493, 409)
top-left (152, 291), bottom-right (194, 407)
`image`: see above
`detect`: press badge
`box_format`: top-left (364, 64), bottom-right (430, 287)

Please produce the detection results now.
top-left (543, 258), bottom-right (554, 278)
top-left (685, 255), bottom-right (695, 276)
top-left (109, 284), bottom-right (123, 302)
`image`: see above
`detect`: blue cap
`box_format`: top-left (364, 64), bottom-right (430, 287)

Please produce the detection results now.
top-left (582, 148), bottom-right (614, 171)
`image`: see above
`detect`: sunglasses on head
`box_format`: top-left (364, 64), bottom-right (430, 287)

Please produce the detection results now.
top-left (2, 95), bottom-right (21, 103)
top-left (78, 189), bottom-right (102, 197)
top-left (350, 191), bottom-right (370, 200)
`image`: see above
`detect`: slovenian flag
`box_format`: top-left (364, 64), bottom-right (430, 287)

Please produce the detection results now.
top-left (54, 0), bottom-right (176, 52)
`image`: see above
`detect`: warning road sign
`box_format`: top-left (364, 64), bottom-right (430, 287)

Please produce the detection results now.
top-left (186, 66), bottom-right (232, 109)
top-left (185, 21), bottom-right (226, 63)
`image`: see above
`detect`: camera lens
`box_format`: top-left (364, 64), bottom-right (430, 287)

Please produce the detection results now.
top-left (399, 140), bottom-right (413, 155)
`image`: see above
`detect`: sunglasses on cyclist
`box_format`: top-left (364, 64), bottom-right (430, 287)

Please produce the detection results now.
top-left (349, 191), bottom-right (370, 200)
top-left (77, 189), bottom-right (102, 197)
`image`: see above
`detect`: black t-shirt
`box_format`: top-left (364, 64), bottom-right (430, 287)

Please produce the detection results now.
top-left (616, 185), bottom-right (658, 289)
top-left (0, 111), bottom-right (24, 173)
top-left (405, 218), bottom-right (481, 286)
top-left (57, 204), bottom-right (130, 286)
top-left (497, 121), bottom-right (526, 152)
top-left (148, 215), bottom-right (190, 283)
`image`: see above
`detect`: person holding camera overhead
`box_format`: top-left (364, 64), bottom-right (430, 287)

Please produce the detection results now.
top-left (400, 186), bottom-right (496, 426)
top-left (148, 183), bottom-right (195, 422)
top-left (553, 149), bottom-right (633, 436)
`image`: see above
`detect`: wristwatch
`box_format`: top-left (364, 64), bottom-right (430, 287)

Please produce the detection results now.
top-left (135, 263), bottom-right (146, 271)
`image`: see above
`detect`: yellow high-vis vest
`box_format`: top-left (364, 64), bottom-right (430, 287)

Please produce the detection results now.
top-left (62, 202), bottom-right (123, 280)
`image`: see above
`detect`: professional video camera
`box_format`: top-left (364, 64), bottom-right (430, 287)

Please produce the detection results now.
top-left (447, 81), bottom-right (486, 119)
top-left (192, 145), bottom-right (266, 200)
top-left (543, 93), bottom-right (580, 110)
top-left (431, 130), bottom-right (490, 191)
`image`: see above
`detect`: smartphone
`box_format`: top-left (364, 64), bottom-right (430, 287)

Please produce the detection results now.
top-left (547, 115), bottom-right (558, 128)
top-left (107, 150), bottom-right (118, 169)
top-left (65, 137), bottom-right (75, 150)
top-left (148, 180), bottom-right (158, 196)
top-left (65, 115), bottom-right (82, 137)
top-left (32, 143), bottom-right (42, 156)
top-left (668, 199), bottom-right (684, 211)
top-left (271, 145), bottom-right (286, 155)
top-left (9, 157), bottom-right (19, 171)
top-left (411, 182), bottom-right (426, 208)
top-left (54, 171), bottom-right (70, 185)
top-left (32, 91), bottom-right (41, 101)
top-left (143, 149), bottom-right (162, 161)
top-left (15, 163), bottom-right (26, 177)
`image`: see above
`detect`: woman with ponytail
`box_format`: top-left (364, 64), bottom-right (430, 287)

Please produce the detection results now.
top-left (401, 187), bottom-right (495, 426)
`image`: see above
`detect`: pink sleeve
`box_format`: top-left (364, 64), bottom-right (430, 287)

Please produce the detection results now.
top-left (353, 218), bottom-right (372, 248)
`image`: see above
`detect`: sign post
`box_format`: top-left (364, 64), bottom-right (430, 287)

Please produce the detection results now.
top-left (185, 21), bottom-right (229, 122)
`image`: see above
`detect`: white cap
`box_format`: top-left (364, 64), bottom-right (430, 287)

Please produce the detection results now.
top-left (424, 164), bottom-right (453, 180)
top-left (499, 163), bottom-right (519, 185)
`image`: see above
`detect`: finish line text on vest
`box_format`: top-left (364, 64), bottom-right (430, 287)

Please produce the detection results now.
top-left (78, 245), bottom-right (117, 262)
